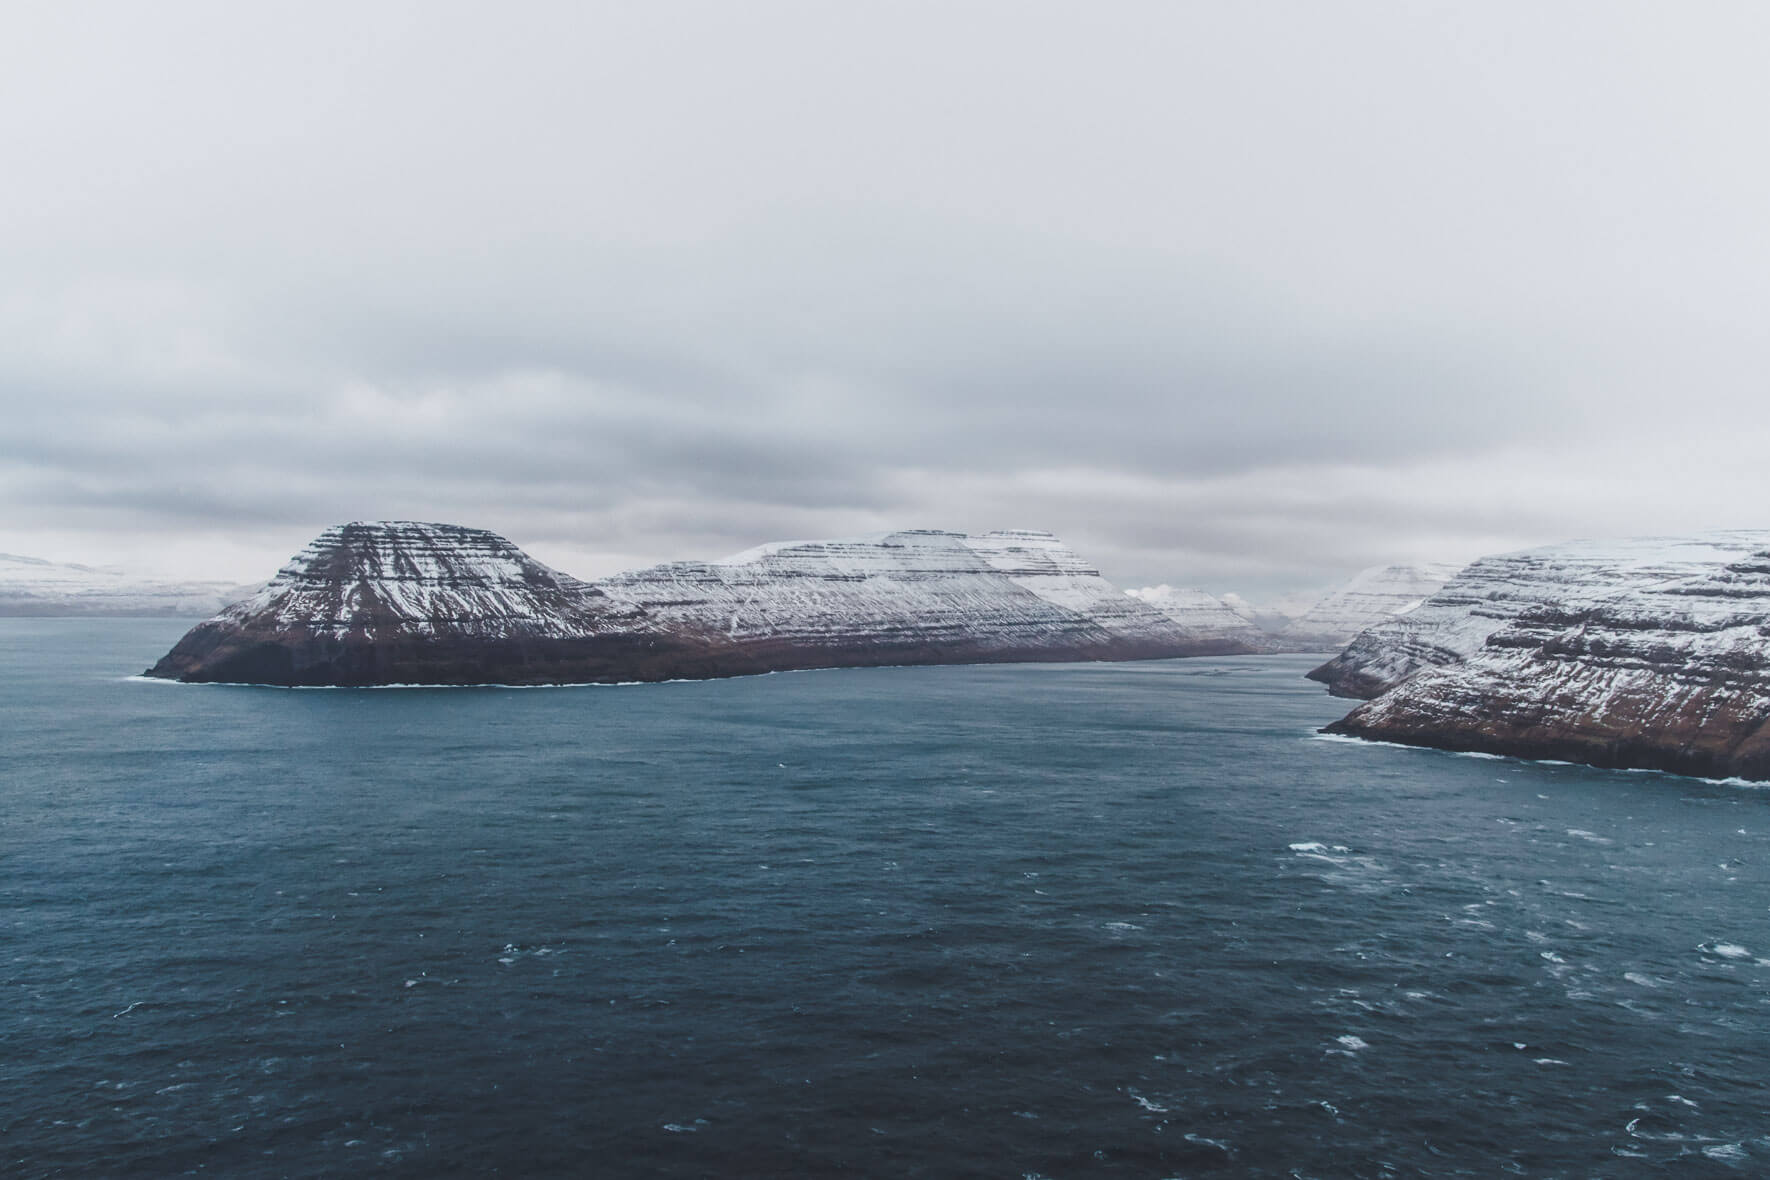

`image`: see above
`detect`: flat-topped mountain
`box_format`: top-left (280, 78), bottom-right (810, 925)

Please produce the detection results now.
top-left (1308, 535), bottom-right (1770, 698)
top-left (1124, 584), bottom-right (1274, 650)
top-left (0, 553), bottom-right (255, 617)
top-left (147, 522), bottom-right (1258, 686)
top-left (1275, 562), bottom-right (1463, 650)
top-left (1128, 564), bottom-right (1462, 656)
top-left (1318, 532), bottom-right (1770, 780)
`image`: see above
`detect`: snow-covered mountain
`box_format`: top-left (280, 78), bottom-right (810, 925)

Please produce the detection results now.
top-left (1275, 562), bottom-right (1463, 650)
top-left (1124, 585), bottom-right (1272, 648)
top-left (1218, 591), bottom-right (1305, 634)
top-left (147, 522), bottom-right (1261, 685)
top-left (1308, 535), bottom-right (1770, 698)
top-left (1317, 532), bottom-right (1770, 780)
top-left (0, 553), bottom-right (255, 617)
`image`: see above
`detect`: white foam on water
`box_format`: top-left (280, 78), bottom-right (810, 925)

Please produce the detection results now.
top-left (1624, 972), bottom-right (1663, 988)
top-left (1698, 941), bottom-right (1752, 960)
top-left (1335, 1035), bottom-right (1368, 1051)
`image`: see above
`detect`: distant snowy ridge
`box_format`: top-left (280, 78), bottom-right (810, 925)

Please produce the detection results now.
top-left (1127, 562), bottom-right (1462, 653)
top-left (1276, 562), bottom-right (1463, 649)
top-left (147, 522), bottom-right (1260, 686)
top-left (1124, 584), bottom-right (1272, 648)
top-left (0, 552), bottom-right (257, 617)
top-left (1317, 532), bottom-right (1770, 781)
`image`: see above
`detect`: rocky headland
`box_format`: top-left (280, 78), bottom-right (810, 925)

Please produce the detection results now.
top-left (146, 522), bottom-right (1260, 686)
top-left (1318, 533), bottom-right (1770, 780)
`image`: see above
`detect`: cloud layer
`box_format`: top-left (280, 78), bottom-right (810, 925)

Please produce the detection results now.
top-left (7, 3), bottom-right (1770, 594)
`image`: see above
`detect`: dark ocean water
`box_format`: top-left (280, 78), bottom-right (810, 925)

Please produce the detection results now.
top-left (5, 620), bottom-right (1770, 1178)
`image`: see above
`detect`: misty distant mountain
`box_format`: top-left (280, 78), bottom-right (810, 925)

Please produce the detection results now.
top-left (0, 553), bottom-right (258, 618)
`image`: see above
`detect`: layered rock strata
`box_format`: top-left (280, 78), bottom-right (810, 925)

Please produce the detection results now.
top-left (1275, 562), bottom-right (1463, 650)
top-left (1320, 533), bottom-right (1770, 780)
top-left (147, 522), bottom-right (1255, 686)
top-left (1309, 535), bottom-right (1770, 698)
top-left (1124, 584), bottom-right (1275, 650)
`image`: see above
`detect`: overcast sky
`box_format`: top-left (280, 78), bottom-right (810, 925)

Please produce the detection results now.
top-left (5, 2), bottom-right (1770, 596)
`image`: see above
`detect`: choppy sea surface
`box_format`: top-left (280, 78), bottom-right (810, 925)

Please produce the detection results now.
top-left (5, 619), bottom-right (1770, 1178)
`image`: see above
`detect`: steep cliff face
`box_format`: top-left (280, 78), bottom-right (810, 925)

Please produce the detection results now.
top-left (1307, 535), bottom-right (1770, 699)
top-left (1124, 584), bottom-right (1273, 649)
top-left (1275, 562), bottom-right (1463, 650)
top-left (147, 523), bottom-right (1251, 686)
top-left (1325, 543), bottom-right (1770, 780)
top-left (0, 553), bottom-right (254, 617)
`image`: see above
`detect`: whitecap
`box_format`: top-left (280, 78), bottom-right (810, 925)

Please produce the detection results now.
top-left (1698, 942), bottom-right (1752, 960)
top-left (1335, 1035), bottom-right (1368, 1051)
top-left (1289, 842), bottom-right (1329, 853)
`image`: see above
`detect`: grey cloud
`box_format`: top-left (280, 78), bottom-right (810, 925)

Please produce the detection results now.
top-left (6, 2), bottom-right (1770, 594)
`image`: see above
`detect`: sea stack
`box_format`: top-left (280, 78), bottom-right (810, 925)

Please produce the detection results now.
top-left (146, 522), bottom-right (1258, 686)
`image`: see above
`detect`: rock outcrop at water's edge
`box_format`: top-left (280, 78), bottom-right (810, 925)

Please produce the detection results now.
top-left (146, 522), bottom-right (1259, 686)
top-left (1318, 533), bottom-right (1770, 780)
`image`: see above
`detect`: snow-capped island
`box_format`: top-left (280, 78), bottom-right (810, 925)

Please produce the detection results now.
top-left (145, 521), bottom-right (1263, 686)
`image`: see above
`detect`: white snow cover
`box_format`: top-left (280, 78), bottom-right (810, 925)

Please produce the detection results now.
top-left (216, 521), bottom-right (610, 639)
top-left (1125, 584), bottom-right (1271, 645)
top-left (597, 528), bottom-right (1198, 649)
top-left (0, 552), bottom-right (255, 617)
top-left (1332, 538), bottom-right (1770, 777)
top-left (1314, 532), bottom-right (1770, 697)
top-left (200, 522), bottom-right (1246, 659)
top-left (1277, 562), bottom-right (1464, 648)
